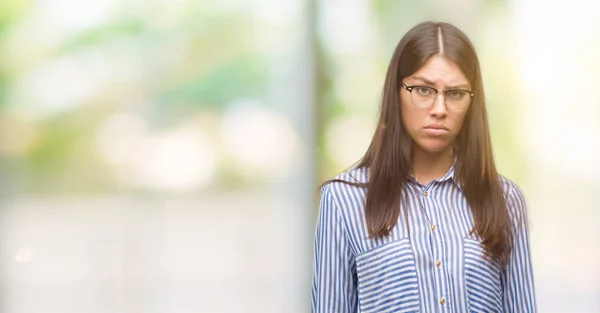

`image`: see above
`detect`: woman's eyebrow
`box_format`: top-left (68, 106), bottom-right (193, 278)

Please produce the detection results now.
top-left (410, 76), bottom-right (437, 86)
top-left (411, 76), bottom-right (470, 89)
top-left (447, 84), bottom-right (471, 90)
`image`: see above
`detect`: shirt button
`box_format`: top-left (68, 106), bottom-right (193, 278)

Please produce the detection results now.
top-left (435, 260), bottom-right (441, 267)
top-left (424, 191), bottom-right (429, 196)
top-left (440, 297), bottom-right (446, 305)
top-left (431, 224), bottom-right (436, 231)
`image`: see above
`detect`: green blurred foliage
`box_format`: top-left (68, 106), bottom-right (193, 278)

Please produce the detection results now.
top-left (160, 55), bottom-right (268, 111)
top-left (24, 107), bottom-right (115, 193)
top-left (0, 0), bottom-right (29, 31)
top-left (0, 2), bottom-right (271, 194)
top-left (0, 0), bottom-right (30, 109)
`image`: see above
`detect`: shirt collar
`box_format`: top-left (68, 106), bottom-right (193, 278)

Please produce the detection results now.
top-left (408, 157), bottom-right (462, 190)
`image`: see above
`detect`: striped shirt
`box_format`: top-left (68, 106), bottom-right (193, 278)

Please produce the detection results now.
top-left (311, 165), bottom-right (537, 313)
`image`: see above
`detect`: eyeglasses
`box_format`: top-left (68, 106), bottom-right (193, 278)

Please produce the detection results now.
top-left (400, 82), bottom-right (475, 112)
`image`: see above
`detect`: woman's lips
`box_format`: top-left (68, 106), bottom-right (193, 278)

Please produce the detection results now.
top-left (423, 125), bottom-right (449, 136)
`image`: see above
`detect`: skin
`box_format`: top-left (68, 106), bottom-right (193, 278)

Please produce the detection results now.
top-left (400, 55), bottom-right (471, 185)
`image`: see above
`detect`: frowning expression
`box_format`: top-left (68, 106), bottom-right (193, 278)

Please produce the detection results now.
top-left (400, 55), bottom-right (472, 154)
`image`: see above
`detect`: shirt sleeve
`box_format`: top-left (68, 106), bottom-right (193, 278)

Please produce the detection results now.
top-left (502, 184), bottom-right (538, 312)
top-left (311, 184), bottom-right (358, 313)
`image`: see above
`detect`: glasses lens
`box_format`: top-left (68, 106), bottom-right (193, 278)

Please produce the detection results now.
top-left (410, 87), bottom-right (435, 108)
top-left (445, 90), bottom-right (471, 111)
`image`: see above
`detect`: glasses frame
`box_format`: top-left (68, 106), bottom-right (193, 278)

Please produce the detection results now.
top-left (400, 81), bottom-right (475, 112)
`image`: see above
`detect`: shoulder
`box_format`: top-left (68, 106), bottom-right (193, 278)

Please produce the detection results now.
top-left (498, 175), bottom-right (529, 226)
top-left (320, 167), bottom-right (369, 213)
top-left (322, 166), bottom-right (368, 192)
top-left (498, 175), bottom-right (527, 207)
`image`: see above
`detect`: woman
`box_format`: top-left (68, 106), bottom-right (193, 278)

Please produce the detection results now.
top-left (311, 22), bottom-right (536, 312)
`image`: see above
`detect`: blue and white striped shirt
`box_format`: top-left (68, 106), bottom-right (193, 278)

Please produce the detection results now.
top-left (312, 165), bottom-right (536, 312)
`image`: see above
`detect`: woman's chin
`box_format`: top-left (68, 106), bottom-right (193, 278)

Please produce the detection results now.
top-left (414, 141), bottom-right (452, 154)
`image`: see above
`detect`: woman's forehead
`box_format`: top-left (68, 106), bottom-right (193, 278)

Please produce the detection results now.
top-left (407, 55), bottom-right (470, 87)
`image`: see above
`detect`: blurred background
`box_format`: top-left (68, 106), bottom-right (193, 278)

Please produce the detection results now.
top-left (0, 0), bottom-right (599, 312)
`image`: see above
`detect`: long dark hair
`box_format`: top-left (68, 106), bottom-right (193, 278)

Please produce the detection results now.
top-left (326, 21), bottom-right (513, 266)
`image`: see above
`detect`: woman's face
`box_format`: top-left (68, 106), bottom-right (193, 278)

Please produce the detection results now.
top-left (400, 55), bottom-right (470, 155)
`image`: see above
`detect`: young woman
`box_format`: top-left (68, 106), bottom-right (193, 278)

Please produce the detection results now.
top-left (312, 21), bottom-right (537, 313)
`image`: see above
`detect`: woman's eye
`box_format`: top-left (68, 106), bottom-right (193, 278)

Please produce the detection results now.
top-left (415, 87), bottom-right (432, 96)
top-left (447, 90), bottom-right (466, 100)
